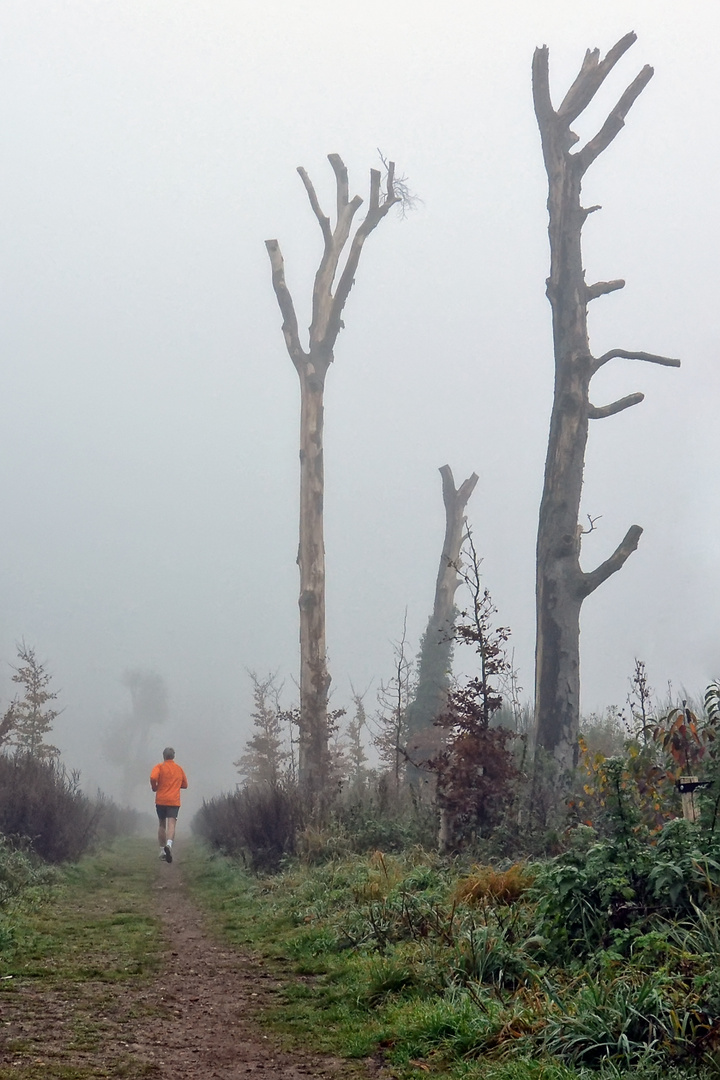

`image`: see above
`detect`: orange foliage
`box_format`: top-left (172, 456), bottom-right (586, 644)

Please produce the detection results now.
top-left (453, 862), bottom-right (536, 906)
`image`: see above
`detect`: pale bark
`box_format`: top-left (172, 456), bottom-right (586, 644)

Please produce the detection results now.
top-left (406, 466), bottom-right (478, 767)
top-left (532, 34), bottom-right (680, 775)
top-left (266, 156), bottom-right (398, 802)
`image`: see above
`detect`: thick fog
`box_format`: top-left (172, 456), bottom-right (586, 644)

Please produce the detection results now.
top-left (0, 0), bottom-right (716, 814)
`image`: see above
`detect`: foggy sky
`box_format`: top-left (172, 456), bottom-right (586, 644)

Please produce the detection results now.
top-left (0, 0), bottom-right (716, 813)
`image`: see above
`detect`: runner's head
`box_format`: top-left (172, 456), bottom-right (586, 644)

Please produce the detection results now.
top-left (163, 747), bottom-right (175, 760)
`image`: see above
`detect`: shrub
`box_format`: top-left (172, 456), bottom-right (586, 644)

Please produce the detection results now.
top-left (91, 796), bottom-right (154, 842)
top-left (333, 781), bottom-right (438, 854)
top-left (0, 834), bottom-right (52, 910)
top-left (0, 833), bottom-right (55, 954)
top-left (192, 781), bottom-right (304, 871)
top-left (0, 752), bottom-right (100, 863)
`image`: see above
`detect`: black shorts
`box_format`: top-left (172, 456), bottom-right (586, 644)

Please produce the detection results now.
top-left (156, 805), bottom-right (180, 821)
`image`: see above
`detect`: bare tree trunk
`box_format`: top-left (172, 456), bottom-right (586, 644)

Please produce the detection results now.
top-left (297, 367), bottom-right (330, 790)
top-left (532, 34), bottom-right (680, 776)
top-left (406, 465), bottom-right (478, 769)
top-left (266, 155), bottom-right (398, 804)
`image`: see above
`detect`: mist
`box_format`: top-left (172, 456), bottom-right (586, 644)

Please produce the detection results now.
top-left (0, 0), bottom-right (716, 814)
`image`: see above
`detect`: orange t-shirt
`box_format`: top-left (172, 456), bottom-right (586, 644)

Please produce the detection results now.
top-left (150, 760), bottom-right (188, 806)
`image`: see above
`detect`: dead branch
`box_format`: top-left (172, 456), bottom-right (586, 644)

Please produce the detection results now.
top-left (580, 524), bottom-right (643, 597)
top-left (297, 168), bottom-right (332, 245)
top-left (580, 513), bottom-right (602, 535)
top-left (577, 64), bottom-right (654, 172)
top-left (264, 240), bottom-right (305, 368)
top-left (557, 32), bottom-right (638, 124)
top-left (593, 348), bottom-right (682, 373)
top-left (440, 464), bottom-right (479, 510)
top-left (326, 177), bottom-right (399, 345)
top-left (531, 47), bottom-right (558, 137)
top-left (369, 168), bottom-right (381, 212)
top-left (588, 393), bottom-right (645, 419)
top-left (378, 150), bottom-right (418, 217)
top-left (328, 153), bottom-right (361, 221)
top-left (533, 34), bottom-right (653, 175)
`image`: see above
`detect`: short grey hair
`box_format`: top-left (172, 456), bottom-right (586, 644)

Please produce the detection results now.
top-left (162, 747), bottom-right (175, 760)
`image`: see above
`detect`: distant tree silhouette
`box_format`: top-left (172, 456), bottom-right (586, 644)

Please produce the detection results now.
top-left (103, 668), bottom-right (168, 799)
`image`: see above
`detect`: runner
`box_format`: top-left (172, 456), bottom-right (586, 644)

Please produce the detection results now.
top-left (150, 747), bottom-right (188, 864)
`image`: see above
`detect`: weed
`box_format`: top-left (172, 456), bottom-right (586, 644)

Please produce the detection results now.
top-left (454, 863), bottom-right (536, 906)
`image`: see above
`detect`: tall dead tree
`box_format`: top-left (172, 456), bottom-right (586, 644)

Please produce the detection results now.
top-left (266, 155), bottom-right (398, 802)
top-left (532, 33), bottom-right (680, 775)
top-left (406, 465), bottom-right (478, 768)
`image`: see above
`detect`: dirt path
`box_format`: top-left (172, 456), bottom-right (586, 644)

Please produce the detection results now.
top-left (0, 851), bottom-right (379, 1080)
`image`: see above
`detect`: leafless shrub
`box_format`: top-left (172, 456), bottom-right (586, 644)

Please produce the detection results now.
top-left (192, 781), bottom-right (305, 872)
top-left (0, 753), bottom-right (98, 863)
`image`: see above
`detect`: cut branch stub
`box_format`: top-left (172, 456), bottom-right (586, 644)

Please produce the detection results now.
top-left (593, 348), bottom-right (682, 373)
top-left (586, 279), bottom-right (625, 301)
top-left (580, 524), bottom-right (643, 597)
top-left (588, 392), bottom-right (644, 419)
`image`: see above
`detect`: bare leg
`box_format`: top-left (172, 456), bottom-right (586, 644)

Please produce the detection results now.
top-left (166, 818), bottom-right (176, 842)
top-left (158, 820), bottom-right (167, 846)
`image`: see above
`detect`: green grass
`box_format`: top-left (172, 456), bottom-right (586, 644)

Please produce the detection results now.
top-left (4, 836), bottom-right (718, 1080)
top-left (183, 843), bottom-right (720, 1080)
top-left (0, 837), bottom-right (165, 1080)
top-left (0, 837), bottom-right (163, 982)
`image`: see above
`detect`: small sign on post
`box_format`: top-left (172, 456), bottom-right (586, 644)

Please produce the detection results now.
top-left (677, 776), bottom-right (712, 823)
top-left (679, 776), bottom-right (699, 823)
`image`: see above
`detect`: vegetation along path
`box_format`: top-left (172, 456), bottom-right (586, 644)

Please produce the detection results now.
top-left (0, 839), bottom-right (373, 1080)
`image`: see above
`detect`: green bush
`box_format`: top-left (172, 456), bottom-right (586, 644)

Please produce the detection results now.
top-left (0, 833), bottom-right (54, 954)
top-left (0, 834), bottom-right (51, 909)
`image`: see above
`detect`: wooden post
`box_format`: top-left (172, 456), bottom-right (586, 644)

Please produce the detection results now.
top-left (679, 776), bottom-right (700, 823)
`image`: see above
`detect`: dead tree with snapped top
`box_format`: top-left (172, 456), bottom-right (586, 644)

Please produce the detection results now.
top-left (532, 33), bottom-right (680, 776)
top-left (406, 465), bottom-right (478, 774)
top-left (265, 155), bottom-right (399, 803)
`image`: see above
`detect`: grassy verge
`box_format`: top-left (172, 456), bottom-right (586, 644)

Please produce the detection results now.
top-left (0, 837), bottom-right (163, 982)
top-left (183, 843), bottom-right (720, 1080)
top-left (0, 837), bottom-right (164, 1079)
